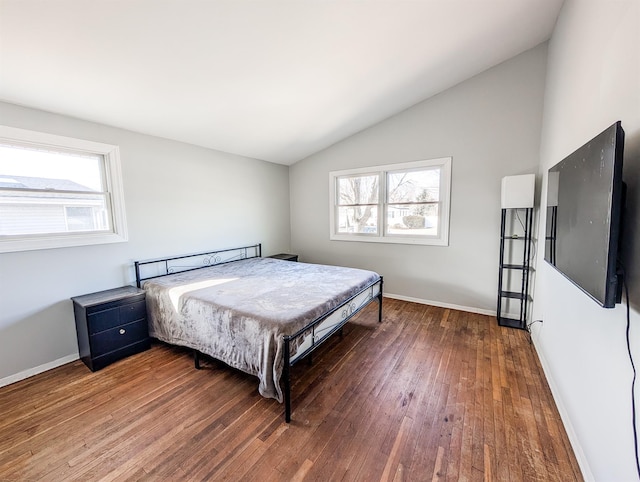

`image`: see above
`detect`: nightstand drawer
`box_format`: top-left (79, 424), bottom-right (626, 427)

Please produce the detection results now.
top-left (90, 319), bottom-right (149, 357)
top-left (90, 340), bottom-right (151, 372)
top-left (88, 300), bottom-right (146, 334)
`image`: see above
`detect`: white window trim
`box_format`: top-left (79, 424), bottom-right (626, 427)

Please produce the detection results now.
top-left (329, 157), bottom-right (452, 246)
top-left (0, 126), bottom-right (129, 253)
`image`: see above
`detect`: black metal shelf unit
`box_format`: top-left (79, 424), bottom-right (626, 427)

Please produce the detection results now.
top-left (497, 207), bottom-right (533, 329)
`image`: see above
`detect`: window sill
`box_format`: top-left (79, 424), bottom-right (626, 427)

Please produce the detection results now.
top-left (0, 231), bottom-right (128, 253)
top-left (330, 233), bottom-right (449, 246)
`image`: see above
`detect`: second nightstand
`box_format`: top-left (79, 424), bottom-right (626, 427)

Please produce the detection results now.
top-left (268, 253), bottom-right (298, 262)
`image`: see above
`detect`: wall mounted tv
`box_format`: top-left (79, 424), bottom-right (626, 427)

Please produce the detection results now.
top-left (544, 121), bottom-right (625, 308)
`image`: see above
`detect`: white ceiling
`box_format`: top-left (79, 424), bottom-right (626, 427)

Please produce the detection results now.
top-left (0, 0), bottom-right (563, 165)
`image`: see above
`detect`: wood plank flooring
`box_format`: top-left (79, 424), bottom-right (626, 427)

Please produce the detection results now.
top-left (0, 299), bottom-right (583, 481)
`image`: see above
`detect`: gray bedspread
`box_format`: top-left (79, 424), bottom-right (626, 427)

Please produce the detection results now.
top-left (143, 257), bottom-right (380, 402)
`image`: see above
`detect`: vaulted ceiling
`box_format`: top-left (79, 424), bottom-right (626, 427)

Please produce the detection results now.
top-left (0, 0), bottom-right (564, 164)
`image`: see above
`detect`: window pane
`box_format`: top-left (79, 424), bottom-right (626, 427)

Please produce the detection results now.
top-left (387, 168), bottom-right (440, 204)
top-left (386, 203), bottom-right (439, 236)
top-left (0, 144), bottom-right (104, 191)
top-left (337, 206), bottom-right (378, 234)
top-left (337, 174), bottom-right (379, 205)
top-left (0, 190), bottom-right (111, 236)
top-left (0, 142), bottom-right (111, 237)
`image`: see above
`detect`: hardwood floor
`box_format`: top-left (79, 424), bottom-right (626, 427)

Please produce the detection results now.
top-left (0, 299), bottom-right (582, 481)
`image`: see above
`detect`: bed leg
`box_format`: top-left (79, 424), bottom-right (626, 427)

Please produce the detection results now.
top-left (194, 350), bottom-right (201, 369)
top-left (284, 338), bottom-right (292, 423)
top-left (378, 278), bottom-right (383, 323)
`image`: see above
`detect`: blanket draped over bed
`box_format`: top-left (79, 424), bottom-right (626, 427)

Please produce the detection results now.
top-left (143, 257), bottom-right (380, 402)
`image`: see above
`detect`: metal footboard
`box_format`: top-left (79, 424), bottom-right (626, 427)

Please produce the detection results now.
top-left (282, 276), bottom-right (383, 422)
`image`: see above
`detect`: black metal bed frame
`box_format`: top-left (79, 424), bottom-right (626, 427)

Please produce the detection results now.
top-left (134, 243), bottom-right (383, 423)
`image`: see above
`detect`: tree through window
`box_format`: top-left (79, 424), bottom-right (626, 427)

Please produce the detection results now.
top-left (336, 174), bottom-right (379, 234)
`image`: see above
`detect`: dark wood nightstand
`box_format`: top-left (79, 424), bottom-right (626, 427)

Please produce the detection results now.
top-left (268, 253), bottom-right (298, 262)
top-left (71, 286), bottom-right (150, 371)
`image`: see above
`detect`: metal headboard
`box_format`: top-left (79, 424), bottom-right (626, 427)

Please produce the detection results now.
top-left (134, 243), bottom-right (262, 288)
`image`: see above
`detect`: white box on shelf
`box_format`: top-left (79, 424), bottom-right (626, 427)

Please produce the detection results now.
top-left (501, 174), bottom-right (535, 209)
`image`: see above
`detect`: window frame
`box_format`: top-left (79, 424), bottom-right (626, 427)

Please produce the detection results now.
top-left (0, 126), bottom-right (128, 253)
top-left (329, 157), bottom-right (452, 246)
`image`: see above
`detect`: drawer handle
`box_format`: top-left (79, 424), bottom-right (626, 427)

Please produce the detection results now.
top-left (119, 328), bottom-right (126, 335)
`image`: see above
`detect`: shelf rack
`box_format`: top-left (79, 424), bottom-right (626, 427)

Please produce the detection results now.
top-left (497, 207), bottom-right (533, 329)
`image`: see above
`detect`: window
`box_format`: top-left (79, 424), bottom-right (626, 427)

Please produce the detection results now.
top-left (0, 126), bottom-right (128, 253)
top-left (330, 157), bottom-right (451, 246)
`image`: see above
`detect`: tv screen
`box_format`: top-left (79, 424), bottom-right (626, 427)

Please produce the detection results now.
top-left (544, 121), bottom-right (624, 308)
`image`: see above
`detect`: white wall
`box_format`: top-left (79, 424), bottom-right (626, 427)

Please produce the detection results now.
top-left (531, 1), bottom-right (640, 480)
top-left (0, 102), bottom-right (291, 384)
top-left (290, 44), bottom-right (548, 314)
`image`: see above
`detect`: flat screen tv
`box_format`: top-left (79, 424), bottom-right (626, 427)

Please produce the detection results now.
top-left (544, 121), bottom-right (625, 308)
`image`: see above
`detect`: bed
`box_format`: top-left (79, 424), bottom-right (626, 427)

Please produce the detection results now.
top-left (134, 244), bottom-right (383, 422)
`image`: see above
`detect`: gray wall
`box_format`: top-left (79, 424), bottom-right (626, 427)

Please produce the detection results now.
top-left (0, 102), bottom-right (291, 384)
top-left (290, 43), bottom-right (548, 314)
top-left (531, 0), bottom-right (640, 480)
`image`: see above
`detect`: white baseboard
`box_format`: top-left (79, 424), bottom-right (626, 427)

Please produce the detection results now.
top-left (383, 292), bottom-right (496, 317)
top-left (0, 353), bottom-right (79, 389)
top-left (528, 332), bottom-right (593, 481)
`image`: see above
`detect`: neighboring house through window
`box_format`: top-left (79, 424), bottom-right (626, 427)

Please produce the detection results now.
top-left (330, 157), bottom-right (452, 246)
top-left (0, 126), bottom-right (128, 253)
